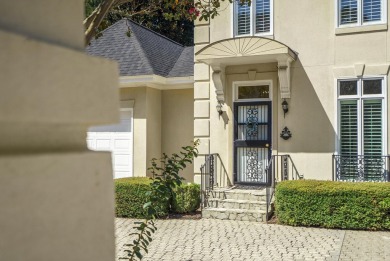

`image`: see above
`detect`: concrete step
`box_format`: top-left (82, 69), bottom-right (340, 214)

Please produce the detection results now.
top-left (202, 208), bottom-right (267, 222)
top-left (207, 198), bottom-right (267, 211)
top-left (210, 188), bottom-right (267, 201)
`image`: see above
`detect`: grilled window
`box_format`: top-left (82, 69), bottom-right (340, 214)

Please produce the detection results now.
top-left (234, 0), bottom-right (272, 36)
top-left (338, 0), bottom-right (385, 26)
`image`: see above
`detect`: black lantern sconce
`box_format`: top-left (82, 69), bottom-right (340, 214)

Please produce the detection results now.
top-left (280, 126), bottom-right (292, 140)
top-left (282, 99), bottom-right (288, 118)
top-left (216, 102), bottom-right (223, 116)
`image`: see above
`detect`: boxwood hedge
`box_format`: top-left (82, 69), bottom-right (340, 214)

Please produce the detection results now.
top-left (115, 177), bottom-right (169, 218)
top-left (275, 180), bottom-right (390, 230)
top-left (115, 177), bottom-right (200, 218)
top-left (173, 183), bottom-right (201, 213)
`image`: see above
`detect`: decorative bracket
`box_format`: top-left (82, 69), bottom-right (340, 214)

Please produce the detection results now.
top-left (212, 65), bottom-right (225, 103)
top-left (278, 60), bottom-right (292, 99)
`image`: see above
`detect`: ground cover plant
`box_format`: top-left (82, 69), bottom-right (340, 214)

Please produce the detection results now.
top-left (275, 180), bottom-right (390, 230)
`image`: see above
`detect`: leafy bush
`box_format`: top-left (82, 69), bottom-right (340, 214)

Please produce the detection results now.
top-left (115, 177), bottom-right (169, 218)
top-left (275, 180), bottom-right (390, 230)
top-left (173, 183), bottom-right (201, 213)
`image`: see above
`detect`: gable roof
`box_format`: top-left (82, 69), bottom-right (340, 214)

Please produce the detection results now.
top-left (86, 19), bottom-right (194, 78)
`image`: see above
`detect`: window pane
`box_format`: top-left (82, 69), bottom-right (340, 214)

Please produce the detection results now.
top-left (255, 0), bottom-right (271, 33)
top-left (363, 100), bottom-right (382, 156)
top-left (238, 85), bottom-right (269, 99)
top-left (340, 0), bottom-right (358, 25)
top-left (363, 0), bottom-right (381, 22)
top-left (339, 80), bottom-right (358, 95)
top-left (235, 0), bottom-right (251, 35)
top-left (363, 79), bottom-right (382, 95)
top-left (340, 100), bottom-right (358, 156)
top-left (363, 100), bottom-right (383, 180)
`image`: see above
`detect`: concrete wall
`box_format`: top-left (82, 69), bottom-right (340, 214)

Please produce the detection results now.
top-left (0, 0), bottom-right (119, 260)
top-left (194, 0), bottom-right (390, 181)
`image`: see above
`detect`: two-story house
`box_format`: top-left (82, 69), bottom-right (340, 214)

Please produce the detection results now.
top-left (193, 0), bottom-right (390, 186)
top-left (87, 0), bottom-right (389, 186)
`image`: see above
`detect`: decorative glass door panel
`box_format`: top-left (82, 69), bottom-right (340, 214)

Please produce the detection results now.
top-left (234, 101), bottom-right (272, 184)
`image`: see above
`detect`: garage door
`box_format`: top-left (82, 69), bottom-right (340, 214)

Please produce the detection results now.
top-left (87, 109), bottom-right (133, 179)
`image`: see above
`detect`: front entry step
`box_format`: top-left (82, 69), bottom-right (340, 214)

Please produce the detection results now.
top-left (202, 208), bottom-right (267, 222)
top-left (202, 187), bottom-right (272, 222)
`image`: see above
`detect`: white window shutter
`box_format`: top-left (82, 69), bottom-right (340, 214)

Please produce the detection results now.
top-left (340, 0), bottom-right (358, 25)
top-left (363, 0), bottom-right (382, 22)
top-left (255, 0), bottom-right (271, 33)
top-left (236, 1), bottom-right (251, 35)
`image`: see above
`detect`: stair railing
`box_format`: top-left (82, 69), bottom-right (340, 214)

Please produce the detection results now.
top-left (200, 153), bottom-right (231, 210)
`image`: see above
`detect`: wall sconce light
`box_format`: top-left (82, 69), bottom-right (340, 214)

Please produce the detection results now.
top-left (216, 102), bottom-right (223, 116)
top-left (282, 99), bottom-right (289, 118)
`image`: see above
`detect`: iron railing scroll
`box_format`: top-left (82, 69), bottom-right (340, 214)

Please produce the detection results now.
top-left (333, 155), bottom-right (390, 182)
top-left (200, 154), bottom-right (231, 210)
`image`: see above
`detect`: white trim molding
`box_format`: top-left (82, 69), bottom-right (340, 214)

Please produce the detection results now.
top-left (119, 74), bottom-right (194, 89)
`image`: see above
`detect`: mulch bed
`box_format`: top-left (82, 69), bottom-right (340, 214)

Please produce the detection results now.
top-left (165, 210), bottom-right (202, 220)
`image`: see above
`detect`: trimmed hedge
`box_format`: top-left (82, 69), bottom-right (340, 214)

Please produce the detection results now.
top-left (115, 178), bottom-right (200, 218)
top-left (173, 183), bottom-right (201, 213)
top-left (275, 180), bottom-right (390, 230)
top-left (115, 177), bottom-right (169, 218)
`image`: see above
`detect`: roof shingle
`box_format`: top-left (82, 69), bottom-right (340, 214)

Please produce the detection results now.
top-left (86, 19), bottom-right (194, 78)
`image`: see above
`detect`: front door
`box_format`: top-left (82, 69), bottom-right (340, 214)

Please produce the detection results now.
top-left (234, 101), bottom-right (272, 185)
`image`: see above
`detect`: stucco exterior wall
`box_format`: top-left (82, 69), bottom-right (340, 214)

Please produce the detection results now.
top-left (194, 0), bottom-right (390, 181)
top-left (146, 87), bottom-right (162, 177)
top-left (162, 89), bottom-right (195, 181)
top-left (120, 87), bottom-right (194, 180)
top-left (0, 1), bottom-right (118, 260)
top-left (120, 87), bottom-right (148, 176)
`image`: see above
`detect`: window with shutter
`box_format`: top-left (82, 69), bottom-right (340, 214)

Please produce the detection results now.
top-left (234, 0), bottom-right (272, 36)
top-left (337, 78), bottom-right (386, 181)
top-left (338, 0), bottom-right (385, 27)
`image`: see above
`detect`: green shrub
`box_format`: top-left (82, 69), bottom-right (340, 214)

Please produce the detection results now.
top-left (115, 177), bottom-right (169, 218)
top-left (173, 183), bottom-right (201, 213)
top-left (275, 180), bottom-right (390, 230)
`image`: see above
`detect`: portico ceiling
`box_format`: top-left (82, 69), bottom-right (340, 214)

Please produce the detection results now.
top-left (195, 37), bottom-right (297, 68)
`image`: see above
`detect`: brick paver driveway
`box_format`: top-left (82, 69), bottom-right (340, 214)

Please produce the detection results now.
top-left (115, 218), bottom-right (390, 261)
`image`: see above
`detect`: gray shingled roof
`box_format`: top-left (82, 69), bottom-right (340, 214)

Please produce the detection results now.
top-left (86, 19), bottom-right (194, 78)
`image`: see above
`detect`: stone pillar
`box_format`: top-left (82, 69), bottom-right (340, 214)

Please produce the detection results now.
top-left (0, 1), bottom-right (119, 260)
top-left (193, 17), bottom-right (211, 183)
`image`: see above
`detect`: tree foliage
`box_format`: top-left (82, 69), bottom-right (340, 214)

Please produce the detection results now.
top-left (84, 0), bottom-right (251, 46)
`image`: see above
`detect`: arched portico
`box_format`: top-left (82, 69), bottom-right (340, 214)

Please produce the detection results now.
top-left (195, 37), bottom-right (297, 102)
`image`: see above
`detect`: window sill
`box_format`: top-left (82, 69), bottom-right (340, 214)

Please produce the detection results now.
top-left (335, 24), bottom-right (387, 35)
top-left (234, 34), bottom-right (274, 39)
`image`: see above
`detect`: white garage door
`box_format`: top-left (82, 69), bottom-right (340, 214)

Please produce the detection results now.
top-left (87, 109), bottom-right (133, 179)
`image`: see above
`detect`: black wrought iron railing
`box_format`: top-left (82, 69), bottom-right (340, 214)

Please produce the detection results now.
top-left (200, 153), bottom-right (302, 221)
top-left (333, 155), bottom-right (390, 182)
top-left (200, 153), bottom-right (231, 210)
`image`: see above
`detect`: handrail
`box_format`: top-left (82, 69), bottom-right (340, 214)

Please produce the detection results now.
top-left (201, 153), bottom-right (302, 221)
top-left (200, 153), bottom-right (231, 211)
